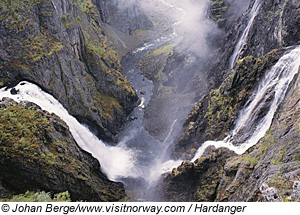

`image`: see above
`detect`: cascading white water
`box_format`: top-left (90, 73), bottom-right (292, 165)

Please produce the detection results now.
top-left (1, 0), bottom-right (296, 202)
top-left (189, 45), bottom-right (300, 161)
top-left (153, 45), bottom-right (300, 173)
top-left (0, 82), bottom-right (139, 181)
top-left (0, 1), bottom-right (189, 200)
top-left (228, 0), bottom-right (262, 70)
top-left (117, 0), bottom-right (189, 189)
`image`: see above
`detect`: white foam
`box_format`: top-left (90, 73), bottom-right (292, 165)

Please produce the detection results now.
top-left (0, 82), bottom-right (139, 181)
top-left (191, 46), bottom-right (300, 161)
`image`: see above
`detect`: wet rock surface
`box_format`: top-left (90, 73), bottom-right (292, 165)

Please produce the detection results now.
top-left (161, 0), bottom-right (300, 202)
top-left (161, 69), bottom-right (300, 202)
top-left (0, 98), bottom-right (126, 201)
top-left (243, 0), bottom-right (300, 58)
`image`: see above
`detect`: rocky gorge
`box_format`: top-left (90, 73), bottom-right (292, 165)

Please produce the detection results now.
top-left (0, 0), bottom-right (299, 202)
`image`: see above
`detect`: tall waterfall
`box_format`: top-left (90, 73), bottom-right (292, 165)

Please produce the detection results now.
top-left (0, 0), bottom-right (299, 202)
top-left (228, 0), bottom-right (263, 70)
top-left (190, 45), bottom-right (300, 161)
top-left (0, 83), bottom-right (138, 181)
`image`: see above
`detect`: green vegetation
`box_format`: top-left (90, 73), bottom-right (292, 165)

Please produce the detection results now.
top-left (23, 30), bottom-right (63, 62)
top-left (83, 73), bottom-right (125, 123)
top-left (0, 105), bottom-right (56, 163)
top-left (75, 0), bottom-right (99, 22)
top-left (0, 0), bottom-right (40, 31)
top-left (84, 30), bottom-right (135, 97)
top-left (0, 191), bottom-right (71, 202)
top-left (182, 49), bottom-right (281, 142)
top-left (205, 88), bottom-right (234, 135)
top-left (209, 0), bottom-right (232, 24)
top-left (0, 101), bottom-right (122, 201)
top-left (98, 92), bottom-right (123, 121)
top-left (148, 44), bottom-right (173, 57)
top-left (0, 0), bottom-right (63, 63)
top-left (0, 102), bottom-right (85, 177)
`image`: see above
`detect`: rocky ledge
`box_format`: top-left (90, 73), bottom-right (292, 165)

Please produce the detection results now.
top-left (160, 147), bottom-right (236, 202)
top-left (0, 98), bottom-right (126, 201)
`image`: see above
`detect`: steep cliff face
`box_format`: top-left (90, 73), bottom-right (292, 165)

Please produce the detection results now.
top-left (163, 0), bottom-right (300, 202)
top-left (176, 0), bottom-right (300, 157)
top-left (0, 0), bottom-right (138, 142)
top-left (93, 0), bottom-right (153, 35)
top-left (242, 0), bottom-right (300, 58)
top-left (208, 0), bottom-right (299, 88)
top-left (209, 0), bottom-right (251, 30)
top-left (175, 49), bottom-right (284, 158)
top-left (162, 67), bottom-right (300, 202)
top-left (0, 98), bottom-right (126, 201)
top-left (216, 69), bottom-right (300, 202)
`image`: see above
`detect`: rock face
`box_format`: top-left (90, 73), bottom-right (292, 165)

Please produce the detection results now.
top-left (161, 147), bottom-right (236, 201)
top-left (175, 0), bottom-right (300, 158)
top-left (208, 0), bottom-right (300, 88)
top-left (216, 70), bottom-right (300, 202)
top-left (94, 0), bottom-right (153, 35)
top-left (175, 49), bottom-right (284, 158)
top-left (165, 0), bottom-right (300, 202)
top-left (162, 68), bottom-right (300, 202)
top-left (242, 0), bottom-right (300, 58)
top-left (209, 0), bottom-right (251, 30)
top-left (0, 98), bottom-right (126, 201)
top-left (0, 0), bottom-right (138, 142)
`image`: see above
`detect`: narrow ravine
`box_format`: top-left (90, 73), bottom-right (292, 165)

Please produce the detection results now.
top-left (116, 1), bottom-right (187, 200)
top-left (1, 0), bottom-right (298, 203)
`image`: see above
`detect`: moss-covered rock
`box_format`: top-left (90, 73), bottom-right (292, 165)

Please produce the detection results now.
top-left (175, 49), bottom-right (284, 158)
top-left (209, 0), bottom-right (232, 27)
top-left (0, 191), bottom-right (71, 202)
top-left (0, 98), bottom-right (126, 202)
top-left (216, 69), bottom-right (300, 202)
top-left (160, 147), bottom-right (236, 201)
top-left (0, 0), bottom-right (138, 142)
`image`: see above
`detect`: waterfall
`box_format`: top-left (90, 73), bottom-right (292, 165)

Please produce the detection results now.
top-left (0, 82), bottom-right (138, 181)
top-left (228, 0), bottom-right (262, 70)
top-left (151, 45), bottom-right (300, 173)
top-left (190, 45), bottom-right (300, 161)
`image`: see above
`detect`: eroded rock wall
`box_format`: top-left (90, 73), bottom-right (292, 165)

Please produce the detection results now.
top-left (0, 0), bottom-right (138, 142)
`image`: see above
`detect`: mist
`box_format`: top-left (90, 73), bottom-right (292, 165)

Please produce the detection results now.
top-left (121, 0), bottom-right (220, 57)
top-left (114, 0), bottom-right (140, 9)
top-left (167, 0), bottom-right (220, 57)
top-left (109, 0), bottom-right (252, 201)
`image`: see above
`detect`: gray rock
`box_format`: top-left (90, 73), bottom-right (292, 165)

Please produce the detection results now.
top-left (0, 0), bottom-right (138, 142)
top-left (259, 183), bottom-right (281, 202)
